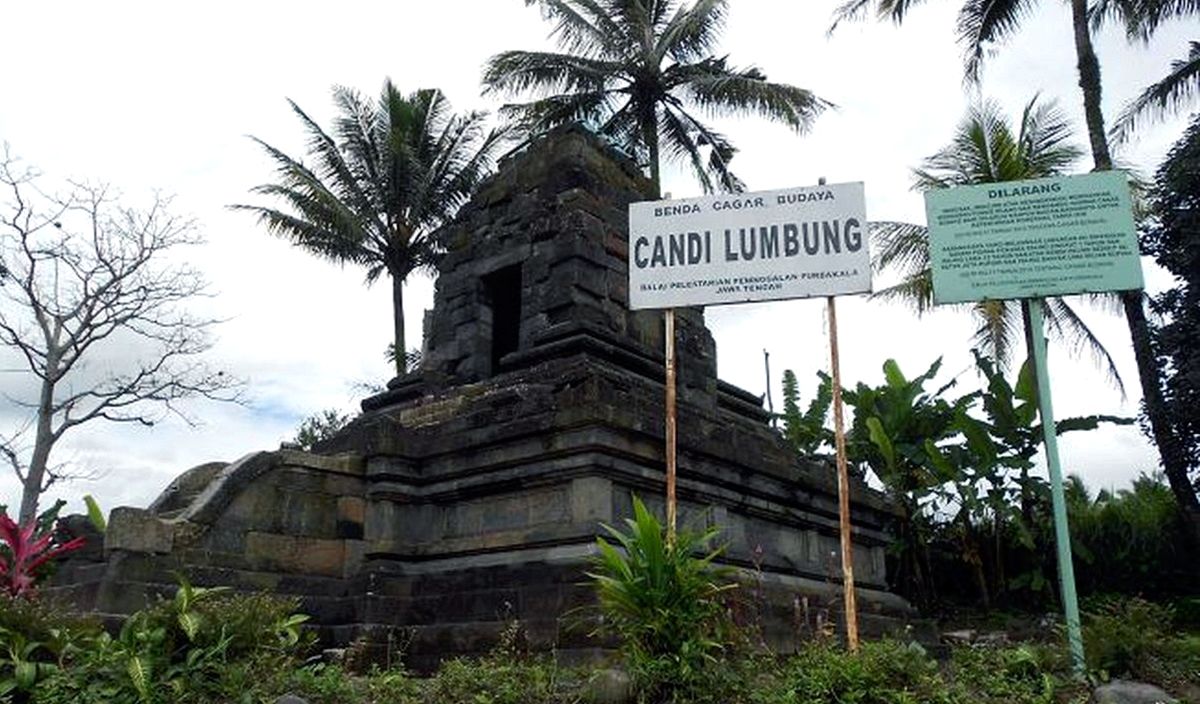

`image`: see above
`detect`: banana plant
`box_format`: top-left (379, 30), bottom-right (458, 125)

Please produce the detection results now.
top-left (841, 357), bottom-right (976, 606)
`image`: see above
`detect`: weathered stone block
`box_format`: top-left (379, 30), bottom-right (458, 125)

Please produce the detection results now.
top-left (244, 533), bottom-right (345, 577)
top-left (105, 508), bottom-right (173, 554)
top-left (277, 450), bottom-right (364, 476)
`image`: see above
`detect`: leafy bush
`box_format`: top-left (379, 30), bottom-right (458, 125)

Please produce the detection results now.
top-left (945, 644), bottom-right (1068, 704)
top-left (775, 640), bottom-right (950, 704)
top-left (1083, 596), bottom-right (1174, 678)
top-left (282, 662), bottom-right (416, 704)
top-left (590, 496), bottom-right (735, 702)
top-left (424, 656), bottom-right (567, 704)
top-left (1068, 476), bottom-right (1194, 595)
top-left (1081, 594), bottom-right (1200, 696)
top-left (292, 409), bottom-right (354, 451)
top-left (418, 621), bottom-right (576, 704)
top-left (0, 594), bottom-right (98, 700)
top-left (35, 577), bottom-right (310, 703)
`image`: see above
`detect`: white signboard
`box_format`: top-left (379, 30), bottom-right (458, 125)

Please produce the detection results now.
top-left (627, 182), bottom-right (871, 309)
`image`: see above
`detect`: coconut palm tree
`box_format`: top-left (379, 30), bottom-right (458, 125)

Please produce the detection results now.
top-left (234, 81), bottom-right (505, 375)
top-left (483, 0), bottom-right (828, 195)
top-left (831, 0), bottom-right (1195, 524)
top-left (873, 97), bottom-right (1124, 388)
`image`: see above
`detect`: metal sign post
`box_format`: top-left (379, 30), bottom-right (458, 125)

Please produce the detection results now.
top-left (665, 307), bottom-right (678, 544)
top-left (826, 295), bottom-right (860, 651)
top-left (925, 171), bottom-right (1144, 677)
top-left (1027, 298), bottom-right (1085, 672)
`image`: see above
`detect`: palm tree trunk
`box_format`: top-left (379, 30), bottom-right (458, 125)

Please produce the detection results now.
top-left (1123, 293), bottom-right (1200, 517)
top-left (392, 275), bottom-right (406, 376)
top-left (1069, 0), bottom-right (1200, 529)
top-left (1020, 300), bottom-right (1037, 525)
top-left (642, 106), bottom-right (662, 198)
top-left (1070, 0), bottom-right (1113, 172)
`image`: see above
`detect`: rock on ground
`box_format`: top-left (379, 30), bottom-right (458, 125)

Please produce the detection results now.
top-left (1092, 680), bottom-right (1178, 704)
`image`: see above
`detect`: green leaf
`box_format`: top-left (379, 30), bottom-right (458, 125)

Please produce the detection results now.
top-left (14, 661), bottom-right (36, 690)
top-left (178, 611), bottom-right (202, 642)
top-left (866, 416), bottom-right (896, 473)
top-left (128, 655), bottom-right (153, 702)
top-left (83, 494), bottom-right (107, 532)
top-left (923, 439), bottom-right (957, 480)
top-left (882, 359), bottom-right (908, 389)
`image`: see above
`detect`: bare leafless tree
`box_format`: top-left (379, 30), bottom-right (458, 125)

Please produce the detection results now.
top-left (0, 147), bottom-right (241, 524)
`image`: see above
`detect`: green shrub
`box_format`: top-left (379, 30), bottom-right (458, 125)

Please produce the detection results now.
top-left (1082, 596), bottom-right (1174, 679)
top-left (34, 577), bottom-right (311, 703)
top-left (589, 496), bottom-right (736, 703)
top-left (267, 661), bottom-right (416, 704)
top-left (422, 620), bottom-right (578, 704)
top-left (0, 596), bottom-right (98, 701)
top-left (945, 644), bottom-right (1074, 704)
top-left (776, 640), bottom-right (950, 704)
top-left (424, 656), bottom-right (568, 704)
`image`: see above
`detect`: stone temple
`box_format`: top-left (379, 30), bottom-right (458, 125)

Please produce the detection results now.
top-left (52, 125), bottom-right (916, 669)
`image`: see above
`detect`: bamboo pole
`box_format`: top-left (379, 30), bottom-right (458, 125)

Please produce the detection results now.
top-left (827, 295), bottom-right (859, 651)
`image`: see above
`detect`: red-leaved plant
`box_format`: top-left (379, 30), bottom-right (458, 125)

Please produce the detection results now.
top-left (0, 513), bottom-right (85, 597)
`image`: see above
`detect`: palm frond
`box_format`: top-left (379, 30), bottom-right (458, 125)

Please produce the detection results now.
top-left (229, 203), bottom-right (369, 266)
top-left (499, 90), bottom-right (620, 138)
top-left (665, 104), bottom-right (744, 192)
top-left (238, 137), bottom-right (383, 257)
top-left (659, 0), bottom-right (728, 63)
top-left (1018, 96), bottom-right (1086, 175)
top-left (659, 106), bottom-right (717, 193)
top-left (871, 269), bottom-right (936, 315)
top-left (482, 51), bottom-right (618, 97)
top-left (608, 0), bottom-right (675, 48)
top-left (1041, 296), bottom-right (1127, 396)
top-left (676, 57), bottom-right (830, 132)
top-left (431, 121), bottom-right (509, 225)
top-left (522, 0), bottom-right (628, 58)
top-left (1121, 0), bottom-right (1200, 41)
top-left (1088, 0), bottom-right (1137, 33)
top-left (285, 100), bottom-right (381, 230)
top-left (969, 299), bottom-right (1023, 369)
top-left (1110, 42), bottom-right (1200, 144)
top-left (958, 0), bottom-right (1040, 83)
top-left (870, 221), bottom-right (930, 273)
top-left (829, 0), bottom-right (930, 33)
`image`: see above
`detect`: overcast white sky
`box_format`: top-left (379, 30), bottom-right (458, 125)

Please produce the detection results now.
top-left (0, 1), bottom-right (1194, 517)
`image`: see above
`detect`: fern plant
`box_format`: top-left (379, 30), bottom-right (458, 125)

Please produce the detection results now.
top-left (778, 369), bottom-right (834, 456)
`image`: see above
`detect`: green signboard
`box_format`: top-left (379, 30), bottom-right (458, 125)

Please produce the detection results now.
top-left (926, 171), bottom-right (1143, 304)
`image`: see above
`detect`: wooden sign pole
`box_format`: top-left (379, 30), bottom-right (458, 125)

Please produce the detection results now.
top-left (827, 295), bottom-right (860, 651)
top-left (665, 307), bottom-right (678, 544)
